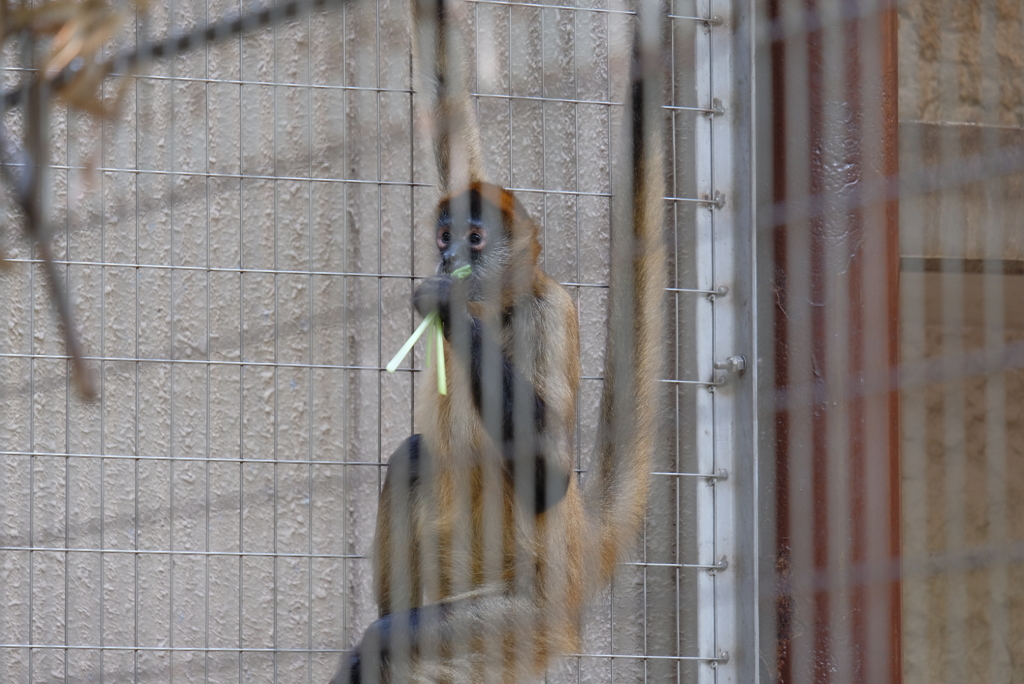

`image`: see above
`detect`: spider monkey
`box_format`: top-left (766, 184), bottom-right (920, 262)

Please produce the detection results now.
top-left (332, 0), bottom-right (666, 681)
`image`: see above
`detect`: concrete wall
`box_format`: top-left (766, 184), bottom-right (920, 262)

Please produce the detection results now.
top-left (899, 1), bottom-right (1024, 682)
top-left (0, 1), bottom-right (703, 682)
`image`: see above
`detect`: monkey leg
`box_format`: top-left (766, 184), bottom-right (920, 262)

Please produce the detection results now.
top-left (385, 433), bottom-right (424, 490)
top-left (335, 588), bottom-right (560, 684)
top-left (373, 434), bottom-right (426, 618)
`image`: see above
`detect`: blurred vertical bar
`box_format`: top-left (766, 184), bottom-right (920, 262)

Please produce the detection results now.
top-left (764, 1), bottom-right (900, 683)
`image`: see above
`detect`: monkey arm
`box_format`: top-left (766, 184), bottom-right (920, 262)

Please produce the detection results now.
top-left (413, 276), bottom-right (570, 514)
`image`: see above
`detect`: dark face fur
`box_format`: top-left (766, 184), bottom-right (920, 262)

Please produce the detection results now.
top-left (435, 183), bottom-right (518, 302)
top-left (436, 188), bottom-right (490, 272)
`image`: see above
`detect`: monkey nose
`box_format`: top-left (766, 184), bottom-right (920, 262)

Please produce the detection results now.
top-left (442, 248), bottom-right (470, 273)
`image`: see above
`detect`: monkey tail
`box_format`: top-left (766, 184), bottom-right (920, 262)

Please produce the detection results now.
top-left (411, 0), bottom-right (486, 194)
top-left (582, 0), bottom-right (667, 595)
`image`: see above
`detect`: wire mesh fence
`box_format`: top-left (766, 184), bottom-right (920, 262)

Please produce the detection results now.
top-left (0, 0), bottom-right (728, 682)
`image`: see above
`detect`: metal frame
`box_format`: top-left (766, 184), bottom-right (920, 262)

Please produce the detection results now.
top-left (693, 0), bottom-right (758, 681)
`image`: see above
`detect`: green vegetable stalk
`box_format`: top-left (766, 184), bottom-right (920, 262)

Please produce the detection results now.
top-left (386, 265), bottom-right (472, 395)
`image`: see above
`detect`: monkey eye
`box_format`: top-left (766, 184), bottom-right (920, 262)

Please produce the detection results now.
top-left (468, 230), bottom-right (485, 250)
top-left (436, 228), bottom-right (452, 251)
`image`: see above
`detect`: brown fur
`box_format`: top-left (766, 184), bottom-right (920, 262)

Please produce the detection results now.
top-left (346, 1), bottom-right (666, 681)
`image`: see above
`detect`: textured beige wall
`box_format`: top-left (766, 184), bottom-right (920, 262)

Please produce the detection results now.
top-left (898, 2), bottom-right (1024, 683)
top-left (898, 0), bottom-right (1024, 262)
top-left (0, 1), bottom-right (702, 682)
top-left (899, 0), bottom-right (1024, 127)
top-left (901, 271), bottom-right (1024, 684)
top-left (900, 122), bottom-right (1024, 262)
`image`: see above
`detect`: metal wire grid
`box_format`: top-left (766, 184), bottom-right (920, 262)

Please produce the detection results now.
top-left (0, 0), bottom-right (737, 681)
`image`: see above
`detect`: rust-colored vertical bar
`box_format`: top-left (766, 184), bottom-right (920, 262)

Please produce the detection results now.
top-left (879, 2), bottom-right (902, 683)
top-left (768, 0), bottom-right (901, 682)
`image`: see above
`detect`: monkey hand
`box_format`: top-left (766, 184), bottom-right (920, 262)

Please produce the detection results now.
top-left (413, 275), bottom-right (451, 319)
top-left (413, 275), bottom-right (469, 329)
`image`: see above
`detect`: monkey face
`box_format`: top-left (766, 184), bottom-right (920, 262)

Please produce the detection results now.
top-left (434, 182), bottom-right (540, 305)
top-left (435, 183), bottom-right (510, 299)
top-left (434, 200), bottom-right (489, 273)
